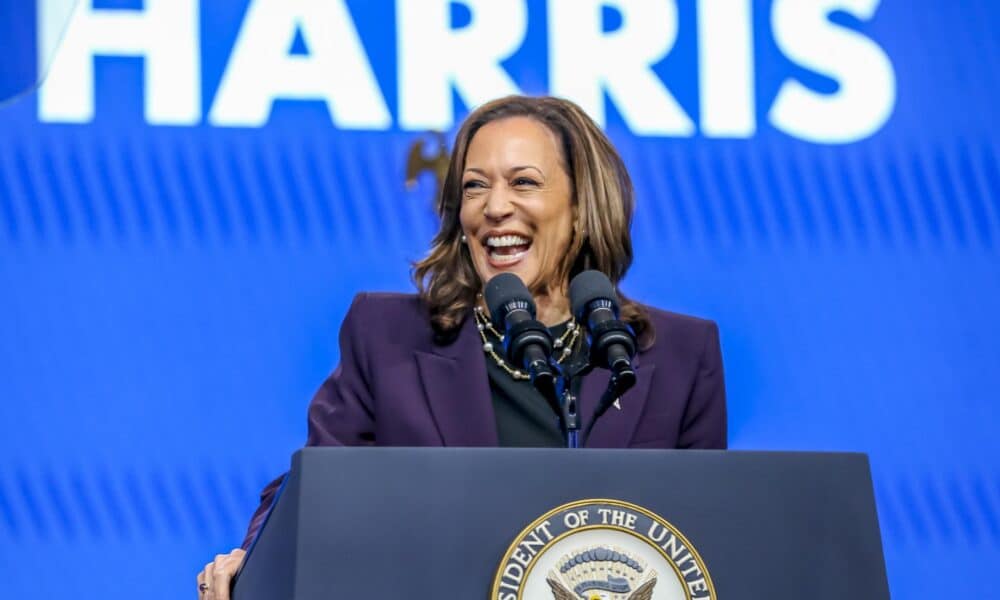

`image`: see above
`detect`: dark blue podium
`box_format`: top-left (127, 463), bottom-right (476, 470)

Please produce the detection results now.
top-left (232, 448), bottom-right (889, 599)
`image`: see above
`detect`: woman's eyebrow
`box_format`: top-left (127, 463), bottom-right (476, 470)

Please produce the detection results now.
top-left (463, 165), bottom-right (544, 177)
top-left (508, 165), bottom-right (543, 176)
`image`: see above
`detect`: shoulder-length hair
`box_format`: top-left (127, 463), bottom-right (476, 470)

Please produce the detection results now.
top-left (412, 95), bottom-right (653, 348)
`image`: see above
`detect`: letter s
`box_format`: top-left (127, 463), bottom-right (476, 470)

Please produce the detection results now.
top-left (768, 0), bottom-right (896, 143)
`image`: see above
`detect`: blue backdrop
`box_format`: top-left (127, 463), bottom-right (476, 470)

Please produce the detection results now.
top-left (1, 1), bottom-right (998, 598)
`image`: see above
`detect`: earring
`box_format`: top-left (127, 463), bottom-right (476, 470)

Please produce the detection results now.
top-left (461, 234), bottom-right (468, 243)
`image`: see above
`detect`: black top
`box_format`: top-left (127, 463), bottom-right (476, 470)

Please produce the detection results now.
top-left (486, 320), bottom-right (588, 448)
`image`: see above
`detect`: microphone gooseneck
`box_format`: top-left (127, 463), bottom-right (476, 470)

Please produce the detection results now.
top-left (483, 273), bottom-right (557, 402)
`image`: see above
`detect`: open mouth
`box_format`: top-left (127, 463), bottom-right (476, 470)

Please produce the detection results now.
top-left (484, 234), bottom-right (532, 266)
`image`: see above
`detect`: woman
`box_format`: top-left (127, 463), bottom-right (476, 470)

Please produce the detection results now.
top-left (196, 95), bottom-right (726, 600)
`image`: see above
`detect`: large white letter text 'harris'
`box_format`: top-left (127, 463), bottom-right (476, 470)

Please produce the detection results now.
top-left (36, 0), bottom-right (897, 143)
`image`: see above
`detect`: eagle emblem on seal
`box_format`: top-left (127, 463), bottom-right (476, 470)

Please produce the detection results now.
top-left (545, 545), bottom-right (657, 600)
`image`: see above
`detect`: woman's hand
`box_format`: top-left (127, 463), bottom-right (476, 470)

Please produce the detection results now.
top-left (196, 548), bottom-right (246, 600)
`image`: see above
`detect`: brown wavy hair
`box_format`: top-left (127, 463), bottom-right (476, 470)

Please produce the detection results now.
top-left (412, 95), bottom-right (653, 348)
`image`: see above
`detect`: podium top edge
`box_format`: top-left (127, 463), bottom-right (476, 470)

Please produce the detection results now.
top-left (292, 447), bottom-right (871, 460)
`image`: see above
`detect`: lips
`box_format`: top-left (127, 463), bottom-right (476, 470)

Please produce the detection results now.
top-left (483, 233), bottom-right (532, 267)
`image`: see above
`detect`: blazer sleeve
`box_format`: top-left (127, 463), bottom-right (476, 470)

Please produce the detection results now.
top-left (240, 293), bottom-right (376, 549)
top-left (305, 293), bottom-right (377, 447)
top-left (676, 320), bottom-right (728, 449)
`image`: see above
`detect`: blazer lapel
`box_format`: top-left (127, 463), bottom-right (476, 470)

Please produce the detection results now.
top-left (579, 352), bottom-right (654, 448)
top-left (415, 315), bottom-right (498, 446)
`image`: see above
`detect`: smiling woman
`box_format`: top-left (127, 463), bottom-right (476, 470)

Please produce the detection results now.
top-left (415, 96), bottom-right (652, 340)
top-left (194, 96), bottom-right (727, 600)
top-left (459, 116), bottom-right (577, 325)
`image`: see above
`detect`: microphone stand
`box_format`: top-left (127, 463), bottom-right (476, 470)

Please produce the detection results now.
top-left (548, 361), bottom-right (591, 449)
top-left (539, 326), bottom-right (635, 448)
top-left (556, 374), bottom-right (580, 448)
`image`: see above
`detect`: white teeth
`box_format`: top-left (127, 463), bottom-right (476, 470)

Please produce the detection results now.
top-left (489, 249), bottom-right (528, 264)
top-left (485, 235), bottom-right (530, 247)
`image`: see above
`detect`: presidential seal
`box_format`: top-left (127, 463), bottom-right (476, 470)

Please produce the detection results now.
top-left (491, 499), bottom-right (715, 600)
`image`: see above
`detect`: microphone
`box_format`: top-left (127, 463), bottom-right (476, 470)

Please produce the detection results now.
top-left (484, 273), bottom-right (557, 401)
top-left (570, 270), bottom-right (638, 394)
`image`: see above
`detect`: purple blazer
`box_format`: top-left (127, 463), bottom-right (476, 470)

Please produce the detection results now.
top-left (242, 292), bottom-right (727, 547)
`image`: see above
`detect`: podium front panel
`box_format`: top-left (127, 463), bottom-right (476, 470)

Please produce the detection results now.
top-left (234, 447), bottom-right (888, 600)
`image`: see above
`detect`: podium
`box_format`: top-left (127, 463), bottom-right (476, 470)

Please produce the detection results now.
top-left (232, 448), bottom-right (889, 599)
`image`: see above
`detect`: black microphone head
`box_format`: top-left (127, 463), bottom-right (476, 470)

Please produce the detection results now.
top-left (570, 270), bottom-right (618, 320)
top-left (484, 273), bottom-right (535, 327)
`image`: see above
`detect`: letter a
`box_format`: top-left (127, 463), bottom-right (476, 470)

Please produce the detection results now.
top-left (210, 0), bottom-right (390, 129)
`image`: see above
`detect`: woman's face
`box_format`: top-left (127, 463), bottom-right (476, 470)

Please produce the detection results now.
top-left (459, 116), bottom-right (574, 293)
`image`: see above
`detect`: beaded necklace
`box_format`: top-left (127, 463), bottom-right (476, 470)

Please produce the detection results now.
top-left (472, 305), bottom-right (581, 381)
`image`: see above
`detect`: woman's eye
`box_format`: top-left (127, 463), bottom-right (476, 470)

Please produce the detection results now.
top-left (513, 177), bottom-right (538, 187)
top-left (463, 180), bottom-right (486, 190)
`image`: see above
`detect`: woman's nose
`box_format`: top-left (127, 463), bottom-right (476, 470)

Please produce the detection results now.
top-left (483, 188), bottom-right (516, 222)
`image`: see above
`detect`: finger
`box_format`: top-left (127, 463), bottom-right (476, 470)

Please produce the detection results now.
top-left (230, 549), bottom-right (247, 570)
top-left (203, 562), bottom-right (216, 600)
top-left (213, 554), bottom-right (235, 600)
top-left (196, 569), bottom-right (206, 600)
